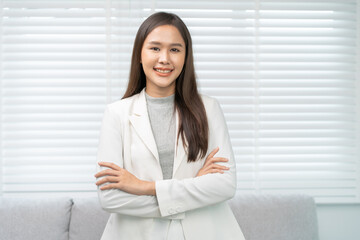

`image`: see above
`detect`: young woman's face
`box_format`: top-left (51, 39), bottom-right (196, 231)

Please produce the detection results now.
top-left (141, 24), bottom-right (186, 97)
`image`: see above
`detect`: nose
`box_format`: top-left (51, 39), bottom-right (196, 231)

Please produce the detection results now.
top-left (158, 50), bottom-right (170, 64)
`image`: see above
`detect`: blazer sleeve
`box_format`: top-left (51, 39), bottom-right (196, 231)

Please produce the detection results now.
top-left (96, 105), bottom-right (184, 219)
top-left (155, 98), bottom-right (237, 217)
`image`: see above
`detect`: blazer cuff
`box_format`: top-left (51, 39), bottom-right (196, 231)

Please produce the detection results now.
top-left (163, 212), bottom-right (185, 220)
top-left (156, 179), bottom-right (184, 217)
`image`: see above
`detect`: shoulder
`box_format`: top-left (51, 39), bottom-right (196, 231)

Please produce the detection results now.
top-left (200, 93), bottom-right (217, 105)
top-left (103, 92), bottom-right (140, 118)
top-left (107, 95), bottom-right (134, 110)
top-left (199, 93), bottom-right (223, 114)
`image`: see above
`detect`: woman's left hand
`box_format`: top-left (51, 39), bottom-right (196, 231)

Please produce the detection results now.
top-left (94, 162), bottom-right (155, 196)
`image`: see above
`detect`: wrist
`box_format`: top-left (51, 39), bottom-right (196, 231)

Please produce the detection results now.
top-left (141, 180), bottom-right (156, 196)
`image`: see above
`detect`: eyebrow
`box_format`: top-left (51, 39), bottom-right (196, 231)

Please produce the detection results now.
top-left (147, 41), bottom-right (184, 48)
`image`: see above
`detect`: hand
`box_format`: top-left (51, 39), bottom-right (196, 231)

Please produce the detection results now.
top-left (196, 147), bottom-right (230, 177)
top-left (94, 162), bottom-right (155, 196)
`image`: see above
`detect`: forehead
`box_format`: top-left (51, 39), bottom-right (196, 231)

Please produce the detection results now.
top-left (144, 25), bottom-right (185, 45)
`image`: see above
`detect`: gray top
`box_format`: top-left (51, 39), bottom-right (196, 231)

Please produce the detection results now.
top-left (145, 91), bottom-right (176, 180)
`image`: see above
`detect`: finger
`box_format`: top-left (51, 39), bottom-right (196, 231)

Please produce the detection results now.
top-left (94, 169), bottom-right (119, 178)
top-left (96, 176), bottom-right (119, 186)
top-left (209, 157), bottom-right (229, 163)
top-left (206, 147), bottom-right (219, 160)
top-left (204, 169), bottom-right (224, 175)
top-left (202, 164), bottom-right (229, 174)
top-left (209, 164), bottom-right (230, 170)
top-left (98, 162), bottom-right (122, 171)
top-left (203, 157), bottom-right (229, 168)
top-left (94, 169), bottom-right (118, 178)
top-left (100, 183), bottom-right (118, 190)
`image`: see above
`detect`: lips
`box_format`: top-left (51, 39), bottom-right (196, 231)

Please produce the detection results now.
top-left (153, 67), bottom-right (174, 73)
top-left (153, 67), bottom-right (174, 76)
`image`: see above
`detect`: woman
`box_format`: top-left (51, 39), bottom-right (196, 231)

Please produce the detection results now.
top-left (94, 12), bottom-right (246, 240)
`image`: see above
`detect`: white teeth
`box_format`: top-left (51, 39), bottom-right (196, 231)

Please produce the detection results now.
top-left (154, 68), bottom-right (172, 73)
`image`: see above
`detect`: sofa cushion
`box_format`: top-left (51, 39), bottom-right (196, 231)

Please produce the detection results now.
top-left (0, 197), bottom-right (72, 240)
top-left (69, 197), bottom-right (110, 240)
top-left (228, 194), bottom-right (319, 240)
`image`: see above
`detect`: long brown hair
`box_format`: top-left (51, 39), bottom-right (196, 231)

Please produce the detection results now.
top-left (123, 12), bottom-right (208, 162)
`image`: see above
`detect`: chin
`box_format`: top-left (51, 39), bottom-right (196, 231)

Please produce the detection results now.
top-left (154, 81), bottom-right (176, 89)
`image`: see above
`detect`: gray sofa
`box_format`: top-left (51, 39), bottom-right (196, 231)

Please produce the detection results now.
top-left (0, 194), bottom-right (319, 240)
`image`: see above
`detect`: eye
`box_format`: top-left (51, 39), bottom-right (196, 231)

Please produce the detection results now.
top-left (150, 47), bottom-right (160, 51)
top-left (171, 48), bottom-right (180, 52)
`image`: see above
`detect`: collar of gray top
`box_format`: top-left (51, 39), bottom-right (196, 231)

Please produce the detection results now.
top-left (145, 91), bottom-right (175, 107)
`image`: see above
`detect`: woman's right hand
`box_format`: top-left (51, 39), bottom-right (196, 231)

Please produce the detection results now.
top-left (196, 147), bottom-right (230, 177)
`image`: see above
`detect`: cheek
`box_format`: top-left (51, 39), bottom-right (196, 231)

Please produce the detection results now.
top-left (141, 50), bottom-right (151, 65)
top-left (176, 55), bottom-right (186, 70)
top-left (141, 56), bottom-right (153, 70)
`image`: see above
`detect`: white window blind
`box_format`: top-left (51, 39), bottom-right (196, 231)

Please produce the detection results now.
top-left (0, 0), bottom-right (359, 204)
top-left (0, 0), bottom-right (116, 197)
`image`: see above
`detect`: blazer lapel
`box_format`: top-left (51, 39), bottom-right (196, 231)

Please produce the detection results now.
top-left (129, 89), bottom-right (160, 163)
top-left (129, 88), bottom-right (188, 177)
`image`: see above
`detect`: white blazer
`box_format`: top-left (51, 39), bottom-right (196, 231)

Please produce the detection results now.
top-left (96, 88), bottom-right (246, 240)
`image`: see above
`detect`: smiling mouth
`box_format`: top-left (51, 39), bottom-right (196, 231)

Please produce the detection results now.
top-left (153, 68), bottom-right (173, 73)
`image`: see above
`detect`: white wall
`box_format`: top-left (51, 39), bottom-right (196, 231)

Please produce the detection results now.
top-left (316, 204), bottom-right (360, 240)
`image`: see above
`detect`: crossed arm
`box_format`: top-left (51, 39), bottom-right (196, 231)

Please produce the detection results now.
top-left (95, 147), bottom-right (229, 195)
top-left (95, 99), bottom-right (236, 218)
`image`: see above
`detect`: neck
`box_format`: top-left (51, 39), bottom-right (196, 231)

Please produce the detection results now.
top-left (145, 83), bottom-right (175, 98)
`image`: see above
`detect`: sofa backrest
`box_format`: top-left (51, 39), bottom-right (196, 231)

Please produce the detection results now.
top-left (0, 197), bottom-right (72, 240)
top-left (69, 198), bottom-right (109, 240)
top-left (70, 194), bottom-right (319, 240)
top-left (228, 194), bottom-right (319, 240)
top-left (0, 194), bottom-right (319, 240)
